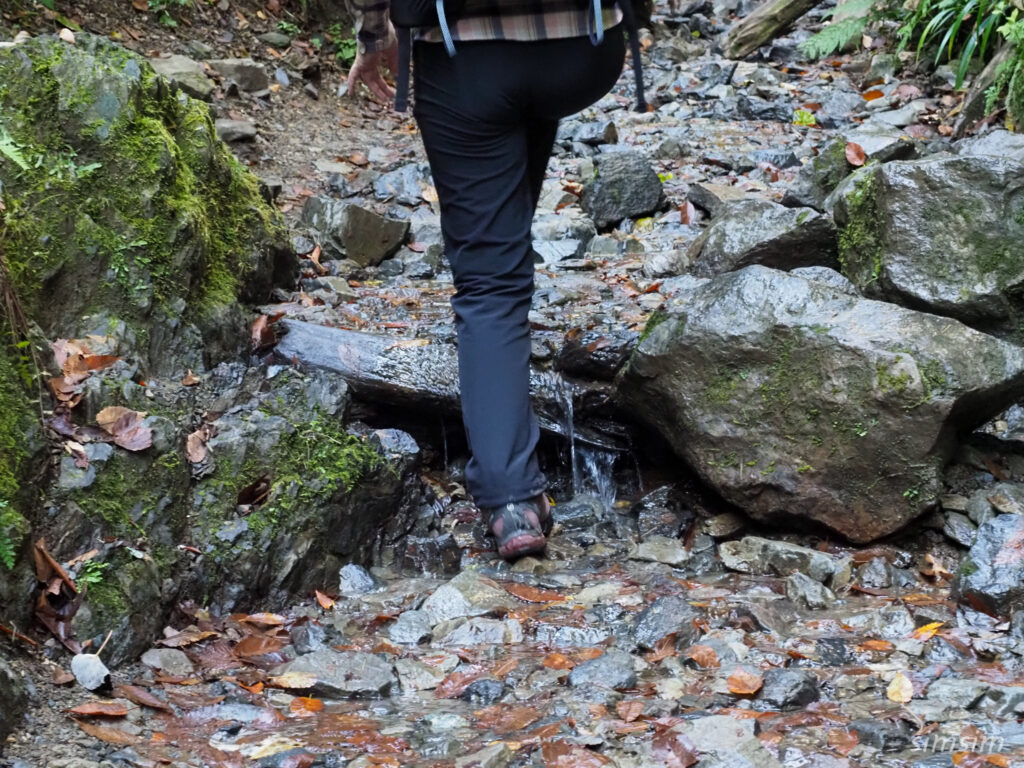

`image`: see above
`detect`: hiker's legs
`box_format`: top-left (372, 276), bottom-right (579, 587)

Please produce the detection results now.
top-left (413, 32), bottom-right (625, 508)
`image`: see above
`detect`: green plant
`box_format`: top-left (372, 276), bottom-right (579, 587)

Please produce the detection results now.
top-left (793, 109), bottom-right (818, 126)
top-left (0, 500), bottom-right (23, 570)
top-left (277, 20), bottom-right (301, 36)
top-left (76, 558), bottom-right (110, 589)
top-left (148, 0), bottom-right (191, 27)
top-left (336, 36), bottom-right (358, 66)
top-left (897, 0), bottom-right (1013, 88)
top-left (800, 0), bottom-right (880, 59)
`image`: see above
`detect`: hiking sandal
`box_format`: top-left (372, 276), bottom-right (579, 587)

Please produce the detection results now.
top-left (485, 495), bottom-right (552, 559)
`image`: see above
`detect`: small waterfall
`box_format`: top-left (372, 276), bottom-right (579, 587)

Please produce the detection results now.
top-left (556, 374), bottom-right (617, 509)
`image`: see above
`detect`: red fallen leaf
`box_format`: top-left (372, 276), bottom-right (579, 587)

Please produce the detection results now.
top-left (251, 314), bottom-right (278, 350)
top-left (685, 644), bottom-right (720, 668)
top-left (652, 729), bottom-right (700, 768)
top-left (492, 657), bottom-right (520, 679)
top-left (67, 701), bottom-right (129, 717)
top-left (309, 244), bottom-right (326, 275)
top-left (81, 354), bottom-right (122, 372)
top-left (474, 704), bottom-right (542, 735)
top-left (234, 634), bottom-right (286, 657)
top-left (727, 667), bottom-right (764, 695)
top-left (645, 633), bottom-right (677, 663)
top-left (616, 699), bottom-right (644, 723)
top-left (290, 696), bottom-right (324, 716)
top-left (503, 582), bottom-right (565, 603)
top-left (542, 740), bottom-right (612, 767)
top-left (114, 684), bottom-right (173, 712)
top-left (240, 612), bottom-right (287, 627)
top-left (845, 142), bottom-right (866, 167)
top-left (95, 407), bottom-right (153, 451)
top-left (435, 665), bottom-right (488, 699)
top-left (575, 648), bottom-right (604, 661)
top-left (542, 653), bottom-right (575, 670)
top-left (862, 89), bottom-right (884, 101)
top-left (827, 727), bottom-right (860, 755)
top-left (74, 718), bottom-right (137, 745)
top-left (680, 200), bottom-right (697, 225)
top-left (407, 241), bottom-right (427, 253)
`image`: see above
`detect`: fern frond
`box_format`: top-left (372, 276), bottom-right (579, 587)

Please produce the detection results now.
top-left (800, 17), bottom-right (870, 58)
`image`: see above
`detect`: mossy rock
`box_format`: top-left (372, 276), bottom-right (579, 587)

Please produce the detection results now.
top-left (0, 34), bottom-right (293, 378)
top-left (1009, 56), bottom-right (1024, 131)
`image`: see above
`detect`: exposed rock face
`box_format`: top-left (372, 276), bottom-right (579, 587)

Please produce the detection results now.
top-left (688, 199), bottom-right (837, 277)
top-left (833, 155), bottom-right (1024, 332)
top-left (0, 655), bottom-right (27, 744)
top-left (301, 196), bottom-right (410, 267)
top-left (953, 514), bottom-right (1024, 618)
top-left (619, 266), bottom-right (1024, 542)
top-left (580, 151), bottom-right (665, 228)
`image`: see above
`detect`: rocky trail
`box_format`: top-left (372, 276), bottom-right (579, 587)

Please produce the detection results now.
top-left (3, 0), bottom-right (1024, 766)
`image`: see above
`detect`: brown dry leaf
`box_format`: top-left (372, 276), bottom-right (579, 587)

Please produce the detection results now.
top-left (74, 719), bottom-right (137, 745)
top-left (886, 671), bottom-right (914, 703)
top-left (435, 665), bottom-right (488, 699)
top-left (186, 430), bottom-right (207, 463)
top-left (315, 590), bottom-right (335, 610)
top-left (251, 315), bottom-right (276, 350)
top-left (96, 406), bottom-right (153, 451)
top-left (158, 627), bottom-right (218, 647)
top-left (474, 704), bottom-right (541, 735)
top-left (651, 729), bottom-right (700, 768)
top-left (827, 728), bottom-right (859, 755)
top-left (182, 370), bottom-right (201, 386)
top-left (862, 89), bottom-right (884, 101)
top-left (240, 612), bottom-right (287, 627)
top-left (845, 142), bottom-right (866, 167)
top-left (680, 200), bottom-right (697, 225)
top-left (727, 667), bottom-right (764, 695)
top-left (686, 644), bottom-right (720, 668)
top-left (921, 553), bottom-right (953, 580)
top-left (290, 696), bottom-right (324, 716)
top-left (53, 668), bottom-right (75, 685)
top-left (985, 755), bottom-right (1011, 767)
top-left (67, 701), bottom-right (129, 717)
top-left (575, 648), bottom-right (604, 661)
top-left (542, 653), bottom-right (575, 670)
top-left (132, 0), bottom-right (148, 9)
top-left (645, 633), bottom-right (678, 663)
top-left (114, 684), bottom-right (172, 712)
top-left (541, 740), bottom-right (611, 767)
top-left (857, 639), bottom-right (894, 652)
top-left (616, 699), bottom-right (644, 723)
top-left (234, 634), bottom-right (286, 657)
top-left (503, 582), bottom-right (565, 604)
top-left (492, 657), bottom-right (520, 680)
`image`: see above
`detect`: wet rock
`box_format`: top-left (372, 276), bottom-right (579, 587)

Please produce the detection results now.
top-left (455, 743), bottom-right (512, 768)
top-left (532, 211), bottom-right (597, 247)
top-left (850, 718), bottom-right (913, 751)
top-left (258, 31), bottom-right (292, 47)
top-left (633, 595), bottom-right (701, 649)
top-left (339, 563), bottom-right (381, 596)
top-left (629, 536), bottom-right (691, 566)
top-left (148, 53), bottom-right (213, 100)
top-left (214, 118), bottom-right (256, 142)
top-left (533, 240), bottom-right (583, 264)
top-left (551, 495), bottom-right (605, 530)
top-left (421, 570), bottom-right (512, 625)
top-left (642, 250), bottom-right (691, 278)
top-left (568, 649), bottom-right (637, 690)
top-left (979, 685), bottom-right (1024, 717)
top-left (790, 266), bottom-right (858, 294)
top-left (952, 514), bottom-right (1024, 617)
top-left (394, 658), bottom-right (446, 691)
top-left (702, 511), bottom-right (746, 538)
top-left (581, 151), bottom-right (665, 228)
top-left (270, 649), bottom-right (395, 698)
top-left (289, 622), bottom-right (327, 654)
top-left (556, 328), bottom-right (637, 380)
top-left (389, 610), bottom-right (433, 644)
top-left (459, 678), bottom-right (507, 705)
top-left (955, 129), bottom-right (1024, 164)
top-left (833, 155), bottom-right (1024, 330)
top-left (208, 58), bottom-right (268, 91)
top-left (668, 715), bottom-right (783, 768)
top-left (140, 648), bottom-right (194, 677)
top-left (720, 536), bottom-right (837, 583)
top-left (786, 571), bottom-right (835, 609)
top-left (373, 163), bottom-right (432, 206)
top-left (759, 669), bottom-right (820, 709)
top-left (925, 677), bottom-right (989, 708)
top-left (300, 196), bottom-right (409, 267)
top-left (942, 511), bottom-right (977, 547)
top-left (434, 617), bottom-right (523, 646)
top-left (634, 486), bottom-right (693, 540)
top-left (574, 121), bottom-right (618, 145)
top-left (396, 533), bottom-right (463, 575)
top-left (689, 182), bottom-right (756, 217)
top-left (533, 622), bottom-right (610, 647)
top-left (857, 556), bottom-right (891, 588)
top-left (0, 656), bottom-right (27, 741)
top-left (620, 266), bottom-right (1024, 542)
top-left (689, 199), bottom-right (837, 278)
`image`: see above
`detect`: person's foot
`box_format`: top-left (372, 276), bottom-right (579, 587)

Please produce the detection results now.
top-left (485, 494), bottom-right (552, 559)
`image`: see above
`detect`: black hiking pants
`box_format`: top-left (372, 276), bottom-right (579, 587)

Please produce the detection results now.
top-left (413, 26), bottom-right (625, 508)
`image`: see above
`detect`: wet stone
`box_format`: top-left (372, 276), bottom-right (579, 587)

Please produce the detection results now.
top-left (633, 595), bottom-right (701, 649)
top-left (857, 557), bottom-right (891, 589)
top-left (434, 617), bottom-right (523, 647)
top-left (568, 649), bottom-right (637, 690)
top-left (140, 648), bottom-right (194, 677)
top-left (720, 537), bottom-right (837, 583)
top-left (394, 658), bottom-right (446, 692)
top-left (942, 511), bottom-right (977, 547)
top-left (925, 677), bottom-right (989, 708)
top-left (421, 570), bottom-right (512, 625)
top-left (459, 678), bottom-right (506, 705)
top-left (670, 714), bottom-right (783, 768)
top-left (148, 53), bottom-right (213, 100)
top-left (270, 649), bottom-right (395, 698)
top-left (629, 536), bottom-right (691, 566)
top-left (953, 514), bottom-right (1024, 617)
top-left (534, 622), bottom-right (610, 647)
top-left (551, 495), bottom-right (605, 530)
top-left (214, 119), bottom-right (256, 142)
top-left (423, 712), bottom-right (470, 731)
top-left (850, 718), bottom-right (913, 751)
top-left (396, 533), bottom-right (462, 576)
top-left (389, 610), bottom-right (432, 644)
top-left (815, 638), bottom-right (852, 666)
top-left (208, 58), bottom-right (268, 91)
top-left (289, 622), bottom-right (327, 654)
top-left (786, 571), bottom-right (836, 609)
top-left (581, 150), bottom-right (664, 228)
top-left (338, 563), bottom-right (381, 596)
top-left (759, 669), bottom-right (820, 710)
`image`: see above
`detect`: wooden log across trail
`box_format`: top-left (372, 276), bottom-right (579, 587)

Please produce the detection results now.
top-left (723, 0), bottom-right (823, 60)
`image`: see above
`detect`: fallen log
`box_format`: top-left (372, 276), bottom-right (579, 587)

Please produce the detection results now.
top-left (723, 0), bottom-right (823, 60)
top-left (271, 319), bottom-right (627, 450)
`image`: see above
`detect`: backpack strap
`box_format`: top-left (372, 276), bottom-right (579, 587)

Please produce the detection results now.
top-left (617, 0), bottom-right (647, 112)
top-left (437, 0), bottom-right (458, 56)
top-left (588, 0), bottom-right (604, 45)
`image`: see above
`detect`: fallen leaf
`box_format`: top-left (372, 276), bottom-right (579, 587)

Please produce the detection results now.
top-left (251, 315), bottom-right (276, 350)
top-left (645, 633), bottom-right (678, 663)
top-left (74, 719), bottom-right (136, 744)
top-left (435, 665), bottom-right (488, 699)
top-left (474, 704), bottom-right (541, 735)
top-left (828, 727), bottom-right (859, 755)
top-left (157, 627), bottom-right (219, 647)
top-left (616, 699), bottom-right (644, 723)
top-left (542, 740), bottom-right (611, 767)
top-left (132, 0), bottom-right (148, 9)
top-left (240, 612), bottom-right (287, 627)
top-left (290, 696), bottom-right (324, 716)
top-left (95, 407), bottom-right (152, 451)
top-left (67, 701), bottom-right (128, 717)
top-left (911, 621), bottom-right (944, 641)
top-left (503, 582), bottom-right (565, 603)
top-left (53, 668), bottom-right (75, 685)
top-left (542, 653), bottom-right (575, 670)
top-left (315, 590), bottom-right (335, 610)
top-left (845, 141), bottom-right (866, 167)
top-left (651, 729), bottom-right (700, 768)
top-left (857, 639), bottom-right (894, 652)
top-left (114, 684), bottom-right (172, 712)
top-left (58, 27), bottom-right (75, 44)
top-left (492, 657), bottom-right (520, 679)
top-left (886, 671), bottom-right (914, 703)
top-left (182, 370), bottom-right (201, 386)
top-left (680, 200), bottom-right (697, 225)
top-left (685, 644), bottom-right (720, 668)
top-left (862, 89), bottom-right (884, 101)
top-left (186, 430), bottom-right (207, 463)
top-left (727, 667), bottom-right (764, 695)
top-left (234, 635), bottom-right (286, 657)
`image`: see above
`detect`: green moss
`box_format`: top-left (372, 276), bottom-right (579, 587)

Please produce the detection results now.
top-left (957, 556), bottom-right (978, 576)
top-left (876, 361), bottom-right (911, 395)
top-left (0, 339), bottom-right (29, 506)
top-left (837, 170), bottom-right (884, 288)
top-left (638, 309), bottom-right (669, 343)
top-left (704, 366), bottom-right (741, 405)
top-left (1008, 56), bottom-right (1024, 130)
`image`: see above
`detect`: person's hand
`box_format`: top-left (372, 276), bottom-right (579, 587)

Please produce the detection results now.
top-left (347, 36), bottom-right (400, 104)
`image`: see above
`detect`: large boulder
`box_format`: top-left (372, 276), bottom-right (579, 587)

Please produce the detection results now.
top-left (833, 155), bottom-right (1024, 332)
top-left (618, 266), bottom-right (1024, 542)
top-left (688, 199), bottom-right (837, 277)
top-left (581, 151), bottom-right (665, 228)
top-left (953, 514), bottom-right (1024, 618)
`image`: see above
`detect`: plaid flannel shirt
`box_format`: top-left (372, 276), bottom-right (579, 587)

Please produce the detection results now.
top-left (347, 0), bottom-right (621, 53)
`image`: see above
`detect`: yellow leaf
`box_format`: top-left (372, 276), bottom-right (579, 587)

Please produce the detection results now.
top-left (911, 621), bottom-right (944, 641)
top-left (887, 671), bottom-right (914, 703)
